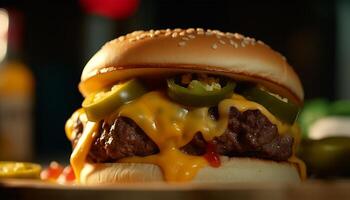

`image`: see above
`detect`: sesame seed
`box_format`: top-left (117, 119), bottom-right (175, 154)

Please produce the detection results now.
top-left (165, 32), bottom-right (171, 36)
top-left (174, 28), bottom-right (181, 32)
top-left (230, 40), bottom-right (238, 48)
top-left (131, 31), bottom-right (140, 36)
top-left (182, 37), bottom-right (189, 41)
top-left (179, 31), bottom-right (186, 36)
top-left (212, 30), bottom-right (223, 36)
top-left (243, 39), bottom-right (250, 45)
top-left (196, 28), bottom-right (204, 32)
top-left (241, 42), bottom-right (246, 47)
top-left (205, 31), bottom-right (212, 36)
top-left (188, 34), bottom-right (195, 39)
top-left (139, 34), bottom-right (146, 39)
top-left (257, 40), bottom-right (265, 45)
top-left (212, 43), bottom-right (218, 49)
top-left (219, 40), bottom-right (226, 44)
top-left (172, 32), bottom-right (178, 38)
top-left (129, 38), bottom-right (136, 42)
top-left (166, 28), bottom-right (171, 32)
top-left (154, 30), bottom-right (160, 35)
top-left (234, 33), bottom-right (243, 39)
top-left (197, 31), bottom-right (204, 35)
top-left (216, 35), bottom-right (221, 39)
top-left (149, 33), bottom-right (154, 38)
top-left (225, 32), bottom-right (234, 38)
top-left (245, 37), bottom-right (256, 45)
top-left (149, 29), bottom-right (154, 33)
top-left (186, 28), bottom-right (195, 33)
top-left (178, 41), bottom-right (186, 47)
top-left (118, 36), bottom-right (125, 41)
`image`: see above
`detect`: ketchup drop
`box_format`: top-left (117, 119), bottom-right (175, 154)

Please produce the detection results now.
top-left (61, 166), bottom-right (76, 182)
top-left (203, 142), bottom-right (221, 167)
top-left (41, 161), bottom-right (64, 180)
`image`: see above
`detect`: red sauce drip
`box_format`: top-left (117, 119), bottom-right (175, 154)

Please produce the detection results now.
top-left (203, 142), bottom-right (221, 167)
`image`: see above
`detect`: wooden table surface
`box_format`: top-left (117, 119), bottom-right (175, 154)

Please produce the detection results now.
top-left (1, 179), bottom-right (350, 200)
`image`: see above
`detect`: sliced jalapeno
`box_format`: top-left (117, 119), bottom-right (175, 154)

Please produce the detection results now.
top-left (238, 84), bottom-right (300, 124)
top-left (167, 78), bottom-right (236, 107)
top-left (82, 79), bottom-right (147, 122)
top-left (0, 162), bottom-right (41, 179)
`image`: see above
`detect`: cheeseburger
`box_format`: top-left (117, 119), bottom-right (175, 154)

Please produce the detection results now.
top-left (65, 28), bottom-right (306, 184)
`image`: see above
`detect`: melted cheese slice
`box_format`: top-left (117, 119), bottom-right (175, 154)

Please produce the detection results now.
top-left (67, 91), bottom-right (305, 182)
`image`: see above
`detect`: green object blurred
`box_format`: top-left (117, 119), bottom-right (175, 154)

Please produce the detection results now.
top-left (298, 99), bottom-right (329, 139)
top-left (298, 137), bottom-right (350, 178)
top-left (329, 100), bottom-right (350, 116)
top-left (298, 99), bottom-right (350, 178)
top-left (298, 99), bottom-right (350, 139)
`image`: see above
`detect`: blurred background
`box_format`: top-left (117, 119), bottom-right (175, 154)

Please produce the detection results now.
top-left (0, 0), bottom-right (349, 177)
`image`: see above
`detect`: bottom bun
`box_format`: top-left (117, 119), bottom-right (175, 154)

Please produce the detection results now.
top-left (79, 157), bottom-right (300, 184)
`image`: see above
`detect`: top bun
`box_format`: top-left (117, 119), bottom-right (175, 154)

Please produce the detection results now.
top-left (79, 28), bottom-right (304, 104)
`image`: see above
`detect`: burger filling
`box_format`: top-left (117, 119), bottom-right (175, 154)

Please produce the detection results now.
top-left (71, 107), bottom-right (292, 163)
top-left (66, 73), bottom-right (304, 181)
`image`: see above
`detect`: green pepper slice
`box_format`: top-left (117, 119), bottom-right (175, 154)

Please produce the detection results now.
top-left (82, 79), bottom-right (147, 122)
top-left (238, 84), bottom-right (300, 124)
top-left (167, 78), bottom-right (236, 107)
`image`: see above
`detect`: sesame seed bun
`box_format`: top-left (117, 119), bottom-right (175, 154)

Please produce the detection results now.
top-left (79, 157), bottom-right (300, 184)
top-left (79, 28), bottom-right (303, 104)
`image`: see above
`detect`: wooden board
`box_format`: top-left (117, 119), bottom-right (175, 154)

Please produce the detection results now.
top-left (1, 179), bottom-right (350, 200)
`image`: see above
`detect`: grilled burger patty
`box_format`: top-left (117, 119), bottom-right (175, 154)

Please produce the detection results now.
top-left (71, 107), bottom-right (293, 162)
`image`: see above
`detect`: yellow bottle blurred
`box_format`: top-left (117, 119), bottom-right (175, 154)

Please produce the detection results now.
top-left (0, 9), bottom-right (35, 161)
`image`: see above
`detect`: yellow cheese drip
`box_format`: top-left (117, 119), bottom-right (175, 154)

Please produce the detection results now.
top-left (289, 155), bottom-right (307, 180)
top-left (68, 91), bottom-right (305, 182)
top-left (70, 121), bottom-right (98, 180)
top-left (120, 147), bottom-right (207, 181)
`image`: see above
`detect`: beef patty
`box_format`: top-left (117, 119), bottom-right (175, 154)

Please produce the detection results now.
top-left (71, 107), bottom-right (293, 162)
